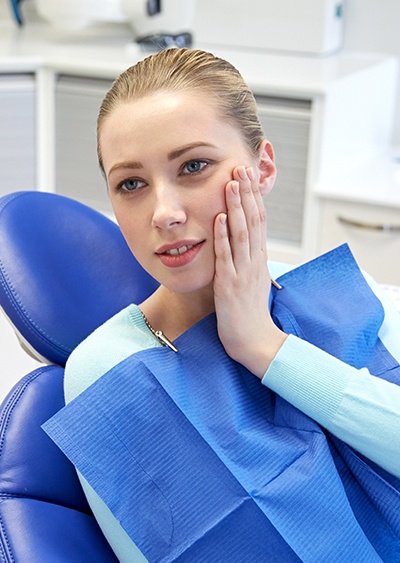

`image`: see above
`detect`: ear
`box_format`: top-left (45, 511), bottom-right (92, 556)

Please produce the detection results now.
top-left (257, 139), bottom-right (277, 196)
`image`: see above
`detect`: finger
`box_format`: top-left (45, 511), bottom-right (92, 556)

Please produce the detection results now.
top-left (214, 212), bottom-right (235, 277)
top-left (225, 178), bottom-right (251, 265)
top-left (232, 166), bottom-right (264, 258)
top-left (247, 166), bottom-right (268, 255)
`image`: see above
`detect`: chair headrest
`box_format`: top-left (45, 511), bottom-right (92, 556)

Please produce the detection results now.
top-left (0, 191), bottom-right (159, 366)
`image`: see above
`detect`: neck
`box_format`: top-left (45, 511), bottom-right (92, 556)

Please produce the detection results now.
top-left (139, 285), bottom-right (215, 341)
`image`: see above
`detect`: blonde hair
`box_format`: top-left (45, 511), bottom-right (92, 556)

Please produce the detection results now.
top-left (97, 48), bottom-right (264, 171)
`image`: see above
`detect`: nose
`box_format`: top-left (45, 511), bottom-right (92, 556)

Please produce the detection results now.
top-left (151, 182), bottom-right (187, 230)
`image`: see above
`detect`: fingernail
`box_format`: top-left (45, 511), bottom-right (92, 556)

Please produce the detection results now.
top-left (247, 167), bottom-right (254, 181)
top-left (220, 213), bottom-right (227, 225)
top-left (238, 166), bottom-right (247, 180)
top-left (232, 181), bottom-right (239, 194)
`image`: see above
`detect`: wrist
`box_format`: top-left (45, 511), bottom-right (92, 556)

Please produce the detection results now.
top-left (239, 327), bottom-right (288, 379)
top-left (256, 329), bottom-right (288, 379)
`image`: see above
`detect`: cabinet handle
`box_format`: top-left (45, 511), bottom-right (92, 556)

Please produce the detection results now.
top-left (337, 215), bottom-right (400, 232)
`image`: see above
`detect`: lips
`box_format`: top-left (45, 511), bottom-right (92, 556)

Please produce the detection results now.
top-left (156, 241), bottom-right (204, 268)
top-left (156, 240), bottom-right (201, 256)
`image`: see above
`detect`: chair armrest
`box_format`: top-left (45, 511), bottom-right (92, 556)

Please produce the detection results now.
top-left (0, 497), bottom-right (118, 562)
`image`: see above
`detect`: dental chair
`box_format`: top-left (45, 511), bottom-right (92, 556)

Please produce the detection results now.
top-left (0, 191), bottom-right (159, 562)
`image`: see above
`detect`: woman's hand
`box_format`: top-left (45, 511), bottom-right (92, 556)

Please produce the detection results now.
top-left (213, 165), bottom-right (287, 378)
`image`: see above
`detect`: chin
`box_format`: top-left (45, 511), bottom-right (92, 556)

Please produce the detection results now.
top-left (164, 273), bottom-right (214, 295)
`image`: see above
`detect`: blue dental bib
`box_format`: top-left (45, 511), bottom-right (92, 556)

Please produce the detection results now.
top-left (44, 245), bottom-right (400, 562)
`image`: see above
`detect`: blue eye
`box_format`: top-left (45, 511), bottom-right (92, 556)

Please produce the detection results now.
top-left (182, 160), bottom-right (208, 175)
top-left (118, 178), bottom-right (146, 192)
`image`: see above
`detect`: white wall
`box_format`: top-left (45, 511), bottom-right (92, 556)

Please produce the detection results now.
top-left (342, 0), bottom-right (400, 145)
top-left (0, 312), bottom-right (43, 402)
top-left (194, 0), bottom-right (400, 145)
top-left (1, 0), bottom-right (399, 143)
top-left (0, 0), bottom-right (9, 18)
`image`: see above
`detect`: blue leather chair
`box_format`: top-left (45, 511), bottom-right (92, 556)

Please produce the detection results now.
top-left (0, 191), bottom-right (159, 561)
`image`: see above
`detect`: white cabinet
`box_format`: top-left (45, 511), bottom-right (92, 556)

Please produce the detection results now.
top-left (55, 75), bottom-right (113, 213)
top-left (0, 74), bottom-right (35, 195)
top-left (257, 96), bottom-right (311, 250)
top-left (319, 198), bottom-right (400, 284)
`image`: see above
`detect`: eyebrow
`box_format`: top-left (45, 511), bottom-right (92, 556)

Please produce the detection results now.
top-left (107, 142), bottom-right (217, 176)
top-left (108, 160), bottom-right (142, 176)
top-left (167, 142), bottom-right (217, 160)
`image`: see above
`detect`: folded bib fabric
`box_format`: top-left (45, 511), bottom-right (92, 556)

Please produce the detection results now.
top-left (43, 245), bottom-right (400, 562)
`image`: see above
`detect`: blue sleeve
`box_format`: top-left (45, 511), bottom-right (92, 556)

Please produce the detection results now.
top-left (262, 273), bottom-right (400, 478)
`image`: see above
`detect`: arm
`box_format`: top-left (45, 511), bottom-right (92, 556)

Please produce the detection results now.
top-left (264, 334), bottom-right (400, 478)
top-left (213, 163), bottom-right (400, 478)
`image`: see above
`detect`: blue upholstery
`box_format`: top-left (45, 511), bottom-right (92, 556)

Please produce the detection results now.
top-left (0, 365), bottom-right (118, 562)
top-left (0, 191), bottom-right (158, 366)
top-left (0, 191), bottom-right (159, 561)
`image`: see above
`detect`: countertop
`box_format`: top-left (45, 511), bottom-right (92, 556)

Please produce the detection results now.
top-left (0, 19), bottom-right (396, 98)
top-left (315, 149), bottom-right (400, 208)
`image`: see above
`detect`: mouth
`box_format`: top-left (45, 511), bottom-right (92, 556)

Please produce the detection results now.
top-left (163, 244), bottom-right (195, 256)
top-left (156, 241), bottom-right (204, 268)
top-left (156, 241), bottom-right (204, 256)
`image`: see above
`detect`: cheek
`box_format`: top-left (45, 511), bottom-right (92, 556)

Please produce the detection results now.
top-left (207, 174), bottom-right (229, 210)
top-left (196, 185), bottom-right (227, 232)
top-left (113, 208), bottom-right (143, 252)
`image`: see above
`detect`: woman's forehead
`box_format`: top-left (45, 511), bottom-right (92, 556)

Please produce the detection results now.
top-left (101, 91), bottom-right (227, 141)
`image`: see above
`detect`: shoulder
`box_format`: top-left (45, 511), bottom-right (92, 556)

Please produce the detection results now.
top-left (268, 260), bottom-right (293, 280)
top-left (270, 255), bottom-right (400, 360)
top-left (361, 270), bottom-right (400, 360)
top-left (64, 304), bottom-right (155, 403)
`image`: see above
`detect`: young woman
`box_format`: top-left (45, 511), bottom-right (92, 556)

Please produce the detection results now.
top-left (54, 48), bottom-right (400, 561)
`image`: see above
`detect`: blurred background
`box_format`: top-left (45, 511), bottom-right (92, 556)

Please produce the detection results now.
top-left (1, 0), bottom-right (400, 399)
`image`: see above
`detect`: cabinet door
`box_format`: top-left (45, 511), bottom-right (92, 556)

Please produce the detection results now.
top-left (55, 75), bottom-right (113, 213)
top-left (0, 74), bottom-right (35, 195)
top-left (256, 96), bottom-right (311, 261)
top-left (319, 199), bottom-right (400, 285)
